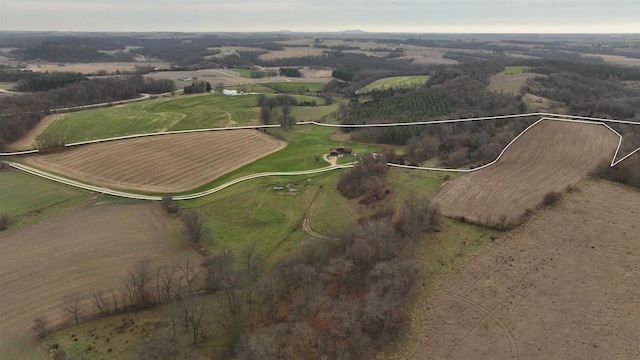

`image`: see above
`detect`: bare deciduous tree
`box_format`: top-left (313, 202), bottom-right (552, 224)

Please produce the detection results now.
top-left (181, 210), bottom-right (209, 244)
top-left (60, 293), bottom-right (83, 324)
top-left (31, 317), bottom-right (49, 339)
top-left (177, 257), bottom-right (199, 297)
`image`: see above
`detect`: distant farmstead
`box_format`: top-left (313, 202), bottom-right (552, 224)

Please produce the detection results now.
top-left (329, 146), bottom-right (352, 157)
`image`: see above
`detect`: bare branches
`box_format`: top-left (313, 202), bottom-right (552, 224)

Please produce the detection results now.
top-left (60, 293), bottom-right (83, 325)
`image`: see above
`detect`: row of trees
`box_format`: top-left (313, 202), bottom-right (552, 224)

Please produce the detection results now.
top-left (183, 81), bottom-right (212, 94)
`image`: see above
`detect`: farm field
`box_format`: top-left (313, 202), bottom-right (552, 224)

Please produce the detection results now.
top-left (395, 180), bottom-right (640, 360)
top-left (0, 199), bottom-right (191, 359)
top-left (0, 170), bottom-right (87, 226)
top-left (586, 53), bottom-right (640, 66)
top-left (432, 120), bottom-right (618, 226)
top-left (23, 130), bottom-right (285, 193)
top-left (41, 93), bottom-right (261, 143)
top-left (356, 75), bottom-right (429, 94)
top-left (262, 81), bottom-right (326, 93)
top-left (144, 68), bottom-right (331, 88)
top-left (24, 61), bottom-right (169, 74)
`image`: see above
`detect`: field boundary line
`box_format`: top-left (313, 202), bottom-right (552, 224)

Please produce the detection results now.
top-left (3, 112), bottom-right (638, 164)
top-left (387, 117), bottom-right (625, 172)
top-left (8, 162), bottom-right (354, 201)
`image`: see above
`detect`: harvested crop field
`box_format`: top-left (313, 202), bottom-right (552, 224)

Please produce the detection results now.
top-left (432, 120), bottom-right (618, 226)
top-left (24, 130), bottom-right (286, 193)
top-left (395, 180), bottom-right (640, 359)
top-left (0, 200), bottom-right (189, 355)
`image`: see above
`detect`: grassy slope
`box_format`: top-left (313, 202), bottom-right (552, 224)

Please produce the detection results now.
top-left (356, 75), bottom-right (429, 94)
top-left (44, 93), bottom-right (258, 143)
top-left (0, 170), bottom-right (89, 228)
top-left (43, 92), bottom-right (340, 143)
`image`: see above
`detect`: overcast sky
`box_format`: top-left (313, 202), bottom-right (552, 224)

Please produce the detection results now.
top-left (1, 0), bottom-right (638, 33)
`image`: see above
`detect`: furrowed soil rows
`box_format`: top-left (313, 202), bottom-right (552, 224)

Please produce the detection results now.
top-left (432, 120), bottom-right (618, 226)
top-left (0, 200), bottom-right (189, 352)
top-left (394, 180), bottom-right (640, 359)
top-left (23, 130), bottom-right (286, 193)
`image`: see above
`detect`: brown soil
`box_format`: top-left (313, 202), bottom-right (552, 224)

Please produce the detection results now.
top-left (7, 113), bottom-right (65, 151)
top-left (392, 180), bottom-right (640, 360)
top-left (23, 130), bottom-right (286, 193)
top-left (0, 199), bottom-right (190, 347)
top-left (432, 120), bottom-right (618, 226)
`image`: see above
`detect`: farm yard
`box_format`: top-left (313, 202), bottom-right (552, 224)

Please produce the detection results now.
top-left (0, 199), bottom-right (192, 358)
top-left (432, 120), bottom-right (619, 227)
top-left (23, 130), bottom-right (286, 193)
top-left (396, 180), bottom-right (640, 360)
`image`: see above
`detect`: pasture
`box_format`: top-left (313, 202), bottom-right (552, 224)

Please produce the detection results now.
top-left (0, 170), bottom-right (88, 227)
top-left (356, 75), bottom-right (429, 94)
top-left (185, 171), bottom-right (341, 260)
top-left (0, 199), bottom-right (191, 358)
top-left (43, 93), bottom-right (260, 143)
top-left (399, 180), bottom-right (640, 359)
top-left (24, 130), bottom-right (285, 193)
top-left (432, 120), bottom-right (618, 226)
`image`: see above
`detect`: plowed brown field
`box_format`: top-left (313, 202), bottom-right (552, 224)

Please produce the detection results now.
top-left (432, 120), bottom-right (618, 226)
top-left (394, 180), bottom-right (640, 360)
top-left (0, 200), bottom-right (190, 354)
top-left (24, 130), bottom-right (285, 193)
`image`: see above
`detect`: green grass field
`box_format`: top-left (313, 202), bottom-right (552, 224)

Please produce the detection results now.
top-left (0, 170), bottom-right (88, 220)
top-left (45, 93), bottom-right (261, 143)
top-left (499, 66), bottom-right (530, 75)
top-left (230, 68), bottom-right (254, 78)
top-left (356, 75), bottom-right (429, 94)
top-left (43, 92), bottom-right (343, 143)
top-left (262, 81), bottom-right (325, 93)
top-left (183, 171), bottom-right (341, 260)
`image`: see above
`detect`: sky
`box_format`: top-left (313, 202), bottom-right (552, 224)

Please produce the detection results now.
top-left (0, 0), bottom-right (638, 33)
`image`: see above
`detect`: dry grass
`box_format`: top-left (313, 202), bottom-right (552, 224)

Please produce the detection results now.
top-left (487, 73), bottom-right (539, 94)
top-left (432, 120), bottom-right (618, 226)
top-left (24, 130), bottom-right (286, 193)
top-left (394, 180), bottom-right (640, 359)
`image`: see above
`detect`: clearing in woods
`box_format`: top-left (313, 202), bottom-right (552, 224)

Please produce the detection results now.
top-left (395, 180), bottom-right (640, 360)
top-left (432, 120), bottom-right (618, 226)
top-left (0, 199), bottom-right (191, 358)
top-left (356, 75), bottom-right (430, 94)
top-left (23, 130), bottom-right (285, 193)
